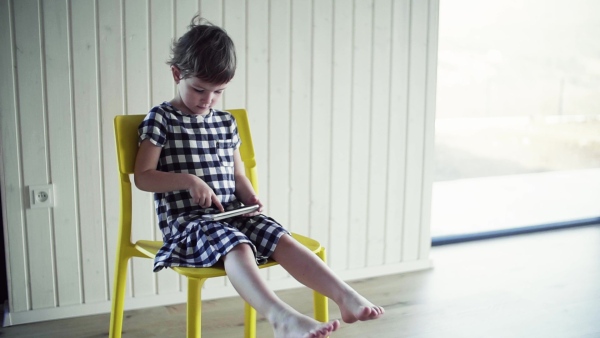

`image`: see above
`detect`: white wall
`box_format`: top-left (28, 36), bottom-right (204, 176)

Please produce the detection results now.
top-left (0, 0), bottom-right (438, 325)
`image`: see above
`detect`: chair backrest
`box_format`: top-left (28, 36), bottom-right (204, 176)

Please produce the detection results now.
top-left (113, 109), bottom-right (258, 244)
top-left (229, 109), bottom-right (258, 191)
top-left (114, 114), bottom-right (145, 176)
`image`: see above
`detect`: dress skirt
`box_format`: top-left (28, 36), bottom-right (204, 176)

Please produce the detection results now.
top-left (153, 213), bottom-right (290, 272)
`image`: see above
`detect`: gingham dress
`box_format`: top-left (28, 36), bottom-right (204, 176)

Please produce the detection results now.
top-left (138, 102), bottom-right (289, 272)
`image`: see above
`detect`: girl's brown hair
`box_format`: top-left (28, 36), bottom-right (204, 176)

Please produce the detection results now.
top-left (167, 16), bottom-right (236, 84)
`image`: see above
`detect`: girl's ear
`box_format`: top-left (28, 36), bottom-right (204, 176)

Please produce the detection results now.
top-left (171, 66), bottom-right (182, 83)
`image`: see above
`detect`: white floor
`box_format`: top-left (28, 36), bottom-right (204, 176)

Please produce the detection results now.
top-left (431, 168), bottom-right (600, 237)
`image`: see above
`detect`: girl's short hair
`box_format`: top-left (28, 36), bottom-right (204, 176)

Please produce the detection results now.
top-left (167, 16), bottom-right (236, 84)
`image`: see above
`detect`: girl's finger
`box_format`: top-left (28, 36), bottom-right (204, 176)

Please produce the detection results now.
top-left (211, 194), bottom-right (224, 212)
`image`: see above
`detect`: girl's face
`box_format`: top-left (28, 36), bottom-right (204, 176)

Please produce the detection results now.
top-left (171, 66), bottom-right (228, 116)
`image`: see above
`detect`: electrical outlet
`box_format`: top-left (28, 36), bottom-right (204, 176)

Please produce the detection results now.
top-left (29, 184), bottom-right (54, 208)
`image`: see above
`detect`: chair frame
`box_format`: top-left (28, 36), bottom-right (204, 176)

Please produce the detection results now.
top-left (109, 109), bottom-right (328, 338)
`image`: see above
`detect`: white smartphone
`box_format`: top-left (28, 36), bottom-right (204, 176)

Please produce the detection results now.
top-left (201, 204), bottom-right (259, 221)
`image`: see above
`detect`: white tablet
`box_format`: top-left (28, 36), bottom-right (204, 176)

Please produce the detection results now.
top-left (201, 204), bottom-right (259, 221)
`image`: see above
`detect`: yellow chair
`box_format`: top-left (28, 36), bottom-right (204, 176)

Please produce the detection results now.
top-left (109, 109), bottom-right (329, 338)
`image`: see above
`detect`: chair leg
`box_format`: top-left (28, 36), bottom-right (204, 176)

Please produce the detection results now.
top-left (187, 277), bottom-right (205, 338)
top-left (109, 252), bottom-right (130, 338)
top-left (244, 302), bottom-right (257, 338)
top-left (313, 247), bottom-right (329, 323)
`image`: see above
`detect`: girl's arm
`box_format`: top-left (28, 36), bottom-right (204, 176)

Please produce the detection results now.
top-left (233, 148), bottom-right (263, 215)
top-left (134, 139), bottom-right (224, 211)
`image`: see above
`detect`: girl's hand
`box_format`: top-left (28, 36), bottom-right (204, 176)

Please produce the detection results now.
top-left (188, 175), bottom-right (224, 212)
top-left (242, 195), bottom-right (263, 216)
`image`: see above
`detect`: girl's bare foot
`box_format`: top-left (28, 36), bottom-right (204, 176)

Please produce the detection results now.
top-left (338, 291), bottom-right (385, 323)
top-left (270, 307), bottom-right (340, 338)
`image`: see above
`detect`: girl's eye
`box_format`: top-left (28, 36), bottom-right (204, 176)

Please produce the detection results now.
top-left (215, 91), bottom-right (223, 94)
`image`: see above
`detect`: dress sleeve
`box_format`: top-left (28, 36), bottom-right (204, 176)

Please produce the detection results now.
top-left (230, 115), bottom-right (241, 150)
top-left (138, 108), bottom-right (168, 147)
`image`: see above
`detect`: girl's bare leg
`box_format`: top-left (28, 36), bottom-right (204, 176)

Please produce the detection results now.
top-left (271, 235), bottom-right (385, 323)
top-left (222, 243), bottom-right (340, 338)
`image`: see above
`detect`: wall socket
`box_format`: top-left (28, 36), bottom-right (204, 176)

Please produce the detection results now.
top-left (29, 184), bottom-right (54, 208)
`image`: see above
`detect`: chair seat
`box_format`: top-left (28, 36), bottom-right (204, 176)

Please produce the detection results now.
top-left (135, 232), bottom-right (321, 279)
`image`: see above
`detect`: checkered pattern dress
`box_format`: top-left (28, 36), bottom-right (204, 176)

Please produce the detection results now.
top-left (138, 102), bottom-right (289, 272)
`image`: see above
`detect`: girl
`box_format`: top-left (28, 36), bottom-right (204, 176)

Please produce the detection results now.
top-left (134, 16), bottom-right (384, 338)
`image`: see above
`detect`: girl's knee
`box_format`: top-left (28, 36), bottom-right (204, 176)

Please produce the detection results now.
top-left (274, 234), bottom-right (296, 250)
top-left (232, 242), bottom-right (253, 253)
top-left (272, 234), bottom-right (303, 259)
top-left (278, 233), bottom-right (293, 245)
top-left (223, 243), bottom-right (253, 261)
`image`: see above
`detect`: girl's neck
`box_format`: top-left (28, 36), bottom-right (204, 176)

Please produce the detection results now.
top-left (169, 98), bottom-right (208, 116)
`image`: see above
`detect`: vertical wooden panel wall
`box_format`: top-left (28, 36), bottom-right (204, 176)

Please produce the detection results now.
top-left (0, 0), bottom-right (438, 325)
